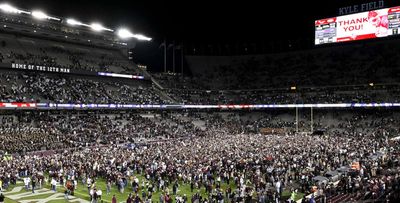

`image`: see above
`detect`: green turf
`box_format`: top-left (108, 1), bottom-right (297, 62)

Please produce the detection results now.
top-left (282, 190), bottom-right (304, 201)
top-left (3, 183), bottom-right (26, 203)
top-left (5, 197), bottom-right (19, 203)
top-left (19, 193), bottom-right (56, 200)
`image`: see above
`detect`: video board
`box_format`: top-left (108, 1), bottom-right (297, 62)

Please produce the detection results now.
top-left (315, 6), bottom-right (400, 44)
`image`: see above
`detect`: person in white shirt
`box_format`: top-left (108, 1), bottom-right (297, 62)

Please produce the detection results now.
top-left (96, 189), bottom-right (102, 201)
top-left (24, 177), bottom-right (31, 190)
top-left (275, 180), bottom-right (281, 197)
top-left (51, 178), bottom-right (57, 192)
top-left (87, 177), bottom-right (92, 194)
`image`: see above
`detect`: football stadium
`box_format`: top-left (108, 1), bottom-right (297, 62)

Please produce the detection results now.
top-left (0, 0), bottom-right (399, 203)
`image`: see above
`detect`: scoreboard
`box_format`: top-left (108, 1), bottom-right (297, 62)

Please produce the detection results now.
top-left (315, 6), bottom-right (400, 45)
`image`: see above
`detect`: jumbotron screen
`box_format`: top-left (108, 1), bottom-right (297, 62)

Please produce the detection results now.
top-left (315, 6), bottom-right (400, 45)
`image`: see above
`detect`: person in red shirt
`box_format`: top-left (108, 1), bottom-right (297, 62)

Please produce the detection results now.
top-left (112, 194), bottom-right (117, 203)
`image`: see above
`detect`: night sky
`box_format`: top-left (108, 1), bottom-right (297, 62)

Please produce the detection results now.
top-left (11, 0), bottom-right (392, 42)
top-left (7, 0), bottom-right (398, 72)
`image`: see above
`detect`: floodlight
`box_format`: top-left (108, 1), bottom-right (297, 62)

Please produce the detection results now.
top-left (66, 18), bottom-right (81, 25)
top-left (133, 34), bottom-right (152, 41)
top-left (90, 23), bottom-right (113, 32)
top-left (31, 10), bottom-right (60, 21)
top-left (117, 28), bottom-right (152, 41)
top-left (32, 10), bottom-right (47, 19)
top-left (91, 23), bottom-right (103, 31)
top-left (0, 3), bottom-right (28, 14)
top-left (0, 4), bottom-right (18, 13)
top-left (117, 28), bottom-right (134, 39)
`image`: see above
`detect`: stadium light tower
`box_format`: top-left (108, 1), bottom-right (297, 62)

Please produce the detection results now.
top-left (0, 3), bottom-right (30, 14)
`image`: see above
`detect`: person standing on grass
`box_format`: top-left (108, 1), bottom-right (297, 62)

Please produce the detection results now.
top-left (142, 189), bottom-right (146, 201)
top-left (275, 179), bottom-right (281, 198)
top-left (64, 188), bottom-right (70, 200)
top-left (126, 192), bottom-right (133, 203)
top-left (38, 176), bottom-right (43, 189)
top-left (74, 177), bottom-right (78, 191)
top-left (51, 177), bottom-right (57, 192)
top-left (31, 175), bottom-right (36, 193)
top-left (91, 188), bottom-right (98, 203)
top-left (112, 194), bottom-right (117, 203)
top-left (119, 178), bottom-right (125, 193)
top-left (24, 176), bottom-right (30, 190)
top-left (165, 193), bottom-right (172, 203)
top-left (134, 193), bottom-right (141, 203)
top-left (159, 193), bottom-right (164, 203)
top-left (130, 175), bottom-right (135, 191)
top-left (183, 194), bottom-right (188, 203)
top-left (87, 177), bottom-right (92, 194)
top-left (0, 192), bottom-right (4, 203)
top-left (173, 181), bottom-right (179, 195)
top-left (106, 179), bottom-right (111, 195)
top-left (96, 188), bottom-right (102, 202)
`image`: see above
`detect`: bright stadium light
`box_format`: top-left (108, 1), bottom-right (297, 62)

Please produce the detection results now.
top-left (117, 28), bottom-right (134, 39)
top-left (90, 23), bottom-right (113, 32)
top-left (66, 18), bottom-right (91, 28)
top-left (31, 10), bottom-right (60, 21)
top-left (91, 23), bottom-right (103, 31)
top-left (0, 4), bottom-right (19, 13)
top-left (0, 3), bottom-right (29, 14)
top-left (31, 10), bottom-right (47, 19)
top-left (117, 28), bottom-right (151, 41)
top-left (133, 34), bottom-right (152, 41)
top-left (66, 18), bottom-right (82, 26)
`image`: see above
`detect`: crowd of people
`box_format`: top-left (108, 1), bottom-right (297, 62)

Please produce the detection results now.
top-left (1, 4), bottom-right (400, 203)
top-left (161, 87), bottom-right (400, 105)
top-left (0, 118), bottom-right (399, 202)
top-left (153, 72), bottom-right (400, 105)
top-left (0, 110), bottom-right (399, 202)
top-left (2, 69), bottom-right (400, 106)
top-left (0, 20), bottom-right (134, 73)
top-left (0, 110), bottom-right (399, 152)
top-left (0, 111), bottom-right (205, 153)
top-left (151, 38), bottom-right (400, 106)
top-left (183, 39), bottom-right (400, 90)
top-left (0, 71), bottom-right (169, 104)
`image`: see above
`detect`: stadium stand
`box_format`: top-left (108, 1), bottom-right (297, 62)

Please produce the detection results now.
top-left (0, 5), bottom-right (399, 203)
